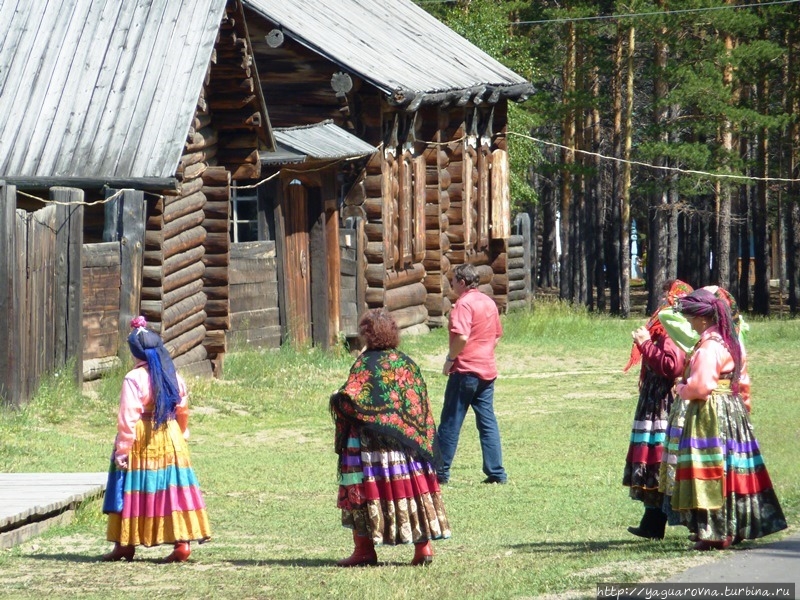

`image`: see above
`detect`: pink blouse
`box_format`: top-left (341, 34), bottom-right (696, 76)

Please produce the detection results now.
top-left (114, 360), bottom-right (189, 460)
top-left (675, 326), bottom-right (751, 410)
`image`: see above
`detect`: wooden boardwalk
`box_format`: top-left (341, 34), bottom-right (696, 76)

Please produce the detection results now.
top-left (0, 473), bottom-right (107, 549)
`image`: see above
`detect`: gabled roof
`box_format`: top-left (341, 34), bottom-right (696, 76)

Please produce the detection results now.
top-left (0, 0), bottom-right (228, 184)
top-left (244, 0), bottom-right (533, 109)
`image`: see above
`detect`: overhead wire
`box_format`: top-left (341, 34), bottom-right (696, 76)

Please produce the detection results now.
top-left (506, 131), bottom-right (800, 184)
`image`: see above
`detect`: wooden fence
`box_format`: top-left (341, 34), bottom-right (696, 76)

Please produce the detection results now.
top-left (0, 183), bottom-right (83, 406)
top-left (228, 241), bottom-right (281, 349)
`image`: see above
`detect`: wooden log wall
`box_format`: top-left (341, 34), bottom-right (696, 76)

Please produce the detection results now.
top-left (247, 17), bottom-right (351, 128)
top-left (228, 241), bottom-right (281, 349)
top-left (421, 110), bottom-right (452, 328)
top-left (440, 109), bottom-right (494, 307)
top-left (205, 0), bottom-right (266, 181)
top-left (138, 0), bottom-right (266, 376)
top-left (82, 242), bottom-right (122, 380)
top-left (142, 171), bottom-right (211, 377)
top-left (491, 235), bottom-right (528, 313)
top-left (201, 167), bottom-right (231, 376)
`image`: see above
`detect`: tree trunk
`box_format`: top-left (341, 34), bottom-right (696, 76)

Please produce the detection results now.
top-left (620, 24), bottom-right (635, 318)
top-left (560, 20), bottom-right (576, 302)
top-left (787, 24), bottom-right (800, 313)
top-left (609, 23), bottom-right (624, 315)
top-left (716, 30), bottom-right (734, 289)
top-left (591, 62), bottom-right (605, 312)
top-left (648, 11), bottom-right (669, 312)
top-left (754, 70), bottom-right (771, 315)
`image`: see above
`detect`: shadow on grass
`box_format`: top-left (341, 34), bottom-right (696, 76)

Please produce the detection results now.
top-left (508, 538), bottom-right (689, 554)
top-left (27, 553), bottom-right (103, 563)
top-left (222, 558), bottom-right (337, 567)
top-left (25, 554), bottom-right (337, 567)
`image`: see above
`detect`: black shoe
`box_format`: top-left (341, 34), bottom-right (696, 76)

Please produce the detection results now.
top-left (436, 474), bottom-right (449, 484)
top-left (627, 507), bottom-right (666, 540)
top-left (482, 477), bottom-right (507, 485)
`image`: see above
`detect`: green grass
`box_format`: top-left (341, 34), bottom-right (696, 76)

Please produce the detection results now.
top-left (1, 300), bottom-right (798, 599)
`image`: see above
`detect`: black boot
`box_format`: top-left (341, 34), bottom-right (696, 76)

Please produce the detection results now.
top-left (628, 507), bottom-right (666, 540)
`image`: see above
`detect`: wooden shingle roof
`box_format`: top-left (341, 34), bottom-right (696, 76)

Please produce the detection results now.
top-left (0, 0), bottom-right (227, 184)
top-left (244, 0), bottom-right (533, 110)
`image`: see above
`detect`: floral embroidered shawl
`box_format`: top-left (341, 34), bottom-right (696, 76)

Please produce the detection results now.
top-left (330, 349), bottom-right (438, 465)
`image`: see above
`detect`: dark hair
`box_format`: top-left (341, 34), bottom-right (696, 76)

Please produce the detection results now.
top-left (453, 264), bottom-right (479, 289)
top-left (359, 309), bottom-right (400, 351)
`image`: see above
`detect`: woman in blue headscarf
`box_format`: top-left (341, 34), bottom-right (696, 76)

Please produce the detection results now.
top-left (101, 316), bottom-right (211, 562)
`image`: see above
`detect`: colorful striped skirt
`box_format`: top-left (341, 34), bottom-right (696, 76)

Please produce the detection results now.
top-left (623, 368), bottom-right (676, 506)
top-left (659, 388), bottom-right (787, 542)
top-left (337, 428), bottom-right (451, 546)
top-left (106, 418), bottom-right (211, 547)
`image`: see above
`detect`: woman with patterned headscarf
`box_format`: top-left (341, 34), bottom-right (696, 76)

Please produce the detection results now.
top-left (623, 279), bottom-right (693, 540)
top-left (330, 309), bottom-right (450, 567)
top-left (659, 289), bottom-right (786, 550)
top-left (101, 317), bottom-right (211, 563)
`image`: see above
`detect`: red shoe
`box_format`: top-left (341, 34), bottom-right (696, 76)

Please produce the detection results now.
top-left (411, 540), bottom-right (433, 566)
top-left (162, 542), bottom-right (191, 563)
top-left (693, 536), bottom-right (732, 551)
top-left (337, 533), bottom-right (377, 567)
top-left (101, 543), bottom-right (135, 562)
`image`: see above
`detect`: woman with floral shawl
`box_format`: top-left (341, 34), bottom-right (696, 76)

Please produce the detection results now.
top-left (623, 279), bottom-right (693, 540)
top-left (659, 289), bottom-right (786, 550)
top-left (101, 317), bottom-right (211, 563)
top-left (331, 309), bottom-right (450, 566)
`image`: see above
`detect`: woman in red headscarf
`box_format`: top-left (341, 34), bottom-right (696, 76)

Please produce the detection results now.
top-left (623, 279), bottom-right (693, 540)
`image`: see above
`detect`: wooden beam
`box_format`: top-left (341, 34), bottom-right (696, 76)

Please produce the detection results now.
top-left (52, 188), bottom-right (84, 386)
top-left (4, 177), bottom-right (178, 191)
top-left (0, 182), bottom-right (21, 405)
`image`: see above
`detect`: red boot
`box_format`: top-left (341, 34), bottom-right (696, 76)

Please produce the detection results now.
top-left (693, 536), bottom-right (732, 551)
top-left (337, 532), bottom-right (377, 567)
top-left (101, 543), bottom-right (135, 562)
top-left (162, 542), bottom-right (191, 563)
top-left (411, 540), bottom-right (433, 566)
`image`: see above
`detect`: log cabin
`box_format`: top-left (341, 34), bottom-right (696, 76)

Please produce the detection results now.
top-left (242, 0), bottom-right (534, 332)
top-left (0, 0), bottom-right (274, 386)
top-left (0, 0), bottom-right (533, 403)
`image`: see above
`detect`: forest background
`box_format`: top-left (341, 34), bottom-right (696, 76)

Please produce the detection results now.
top-left (419, 0), bottom-right (800, 318)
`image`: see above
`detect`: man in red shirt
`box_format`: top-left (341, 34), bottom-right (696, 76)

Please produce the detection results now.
top-left (437, 264), bottom-right (507, 484)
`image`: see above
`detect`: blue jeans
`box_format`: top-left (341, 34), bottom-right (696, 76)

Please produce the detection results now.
top-left (437, 372), bottom-right (506, 482)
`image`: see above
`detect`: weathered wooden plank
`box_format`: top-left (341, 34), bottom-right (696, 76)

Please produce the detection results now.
top-left (0, 184), bottom-right (21, 405)
top-left (163, 190), bottom-right (207, 225)
top-left (230, 291), bottom-right (278, 314)
top-left (108, 190), bottom-right (144, 355)
top-left (491, 149), bottom-right (510, 239)
top-left (0, 472), bottom-right (107, 544)
top-left (82, 242), bottom-right (119, 268)
top-left (165, 323), bottom-right (206, 358)
top-left (389, 304), bottom-right (428, 330)
top-left (230, 308), bottom-right (280, 330)
top-left (227, 325), bottom-right (281, 350)
top-left (52, 188), bottom-right (84, 385)
top-left (162, 309), bottom-right (207, 344)
top-left (172, 344), bottom-right (208, 369)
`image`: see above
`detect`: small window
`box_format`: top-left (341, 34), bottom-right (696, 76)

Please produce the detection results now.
top-left (231, 186), bottom-right (260, 243)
